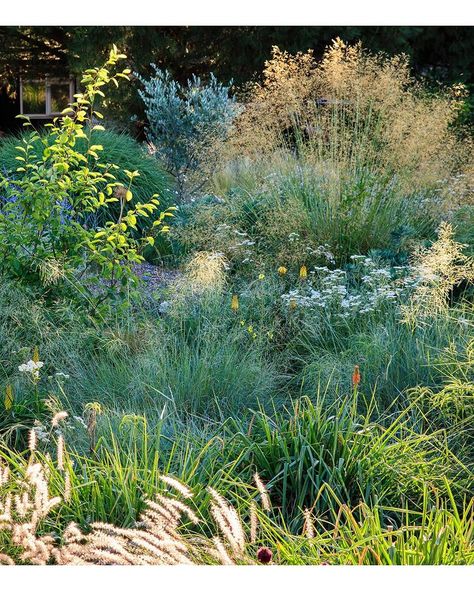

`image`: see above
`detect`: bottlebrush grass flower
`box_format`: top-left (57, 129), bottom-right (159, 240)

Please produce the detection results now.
top-left (299, 265), bottom-right (308, 279)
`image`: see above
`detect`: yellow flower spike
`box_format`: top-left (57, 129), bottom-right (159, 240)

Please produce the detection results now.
top-left (231, 294), bottom-right (239, 312)
top-left (299, 265), bottom-right (308, 280)
top-left (32, 346), bottom-right (40, 363)
top-left (5, 384), bottom-right (13, 411)
top-left (278, 266), bottom-right (288, 276)
top-left (289, 298), bottom-right (297, 310)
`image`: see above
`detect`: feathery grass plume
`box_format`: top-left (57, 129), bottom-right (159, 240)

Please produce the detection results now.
top-left (51, 411), bottom-right (68, 428)
top-left (56, 435), bottom-right (65, 471)
top-left (37, 258), bottom-right (65, 286)
top-left (170, 252), bottom-right (228, 307)
top-left (184, 251), bottom-right (228, 293)
top-left (302, 508), bottom-right (315, 539)
top-left (253, 472), bottom-right (271, 511)
top-left (64, 471), bottom-right (71, 503)
top-left (212, 536), bottom-right (235, 565)
top-left (0, 554), bottom-right (15, 565)
top-left (402, 222), bottom-right (474, 326)
top-left (159, 475), bottom-right (193, 499)
top-left (207, 486), bottom-right (246, 556)
top-left (229, 39), bottom-right (469, 193)
top-left (250, 501), bottom-right (258, 543)
top-left (28, 429), bottom-right (37, 453)
top-left (0, 462), bottom-right (9, 486)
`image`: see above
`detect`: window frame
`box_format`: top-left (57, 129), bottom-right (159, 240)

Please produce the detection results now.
top-left (19, 76), bottom-right (76, 119)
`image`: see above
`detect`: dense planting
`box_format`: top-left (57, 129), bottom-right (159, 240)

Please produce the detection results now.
top-left (0, 40), bottom-right (473, 565)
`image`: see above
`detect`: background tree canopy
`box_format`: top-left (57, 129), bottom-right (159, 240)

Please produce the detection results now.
top-left (1, 26), bottom-right (474, 133)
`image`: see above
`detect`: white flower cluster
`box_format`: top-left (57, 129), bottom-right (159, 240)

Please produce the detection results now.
top-left (282, 256), bottom-right (412, 318)
top-left (18, 359), bottom-right (44, 379)
top-left (287, 233), bottom-right (336, 264)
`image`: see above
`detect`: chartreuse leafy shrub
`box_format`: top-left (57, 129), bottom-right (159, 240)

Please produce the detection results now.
top-left (0, 46), bottom-right (174, 310)
top-left (0, 128), bottom-right (172, 230)
top-left (137, 66), bottom-right (239, 200)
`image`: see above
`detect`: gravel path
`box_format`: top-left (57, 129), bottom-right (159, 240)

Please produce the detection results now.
top-left (131, 262), bottom-right (182, 292)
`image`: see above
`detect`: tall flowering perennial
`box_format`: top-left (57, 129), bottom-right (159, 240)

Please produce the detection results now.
top-left (4, 385), bottom-right (13, 410)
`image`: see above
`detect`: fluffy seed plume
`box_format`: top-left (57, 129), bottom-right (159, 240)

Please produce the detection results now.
top-left (253, 472), bottom-right (271, 512)
top-left (159, 475), bottom-right (193, 499)
top-left (28, 429), bottom-right (37, 453)
top-left (56, 435), bottom-right (65, 471)
top-left (250, 501), bottom-right (258, 543)
top-left (302, 508), bottom-right (315, 539)
top-left (51, 411), bottom-right (69, 428)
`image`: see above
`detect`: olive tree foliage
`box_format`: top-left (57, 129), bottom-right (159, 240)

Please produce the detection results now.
top-left (137, 66), bottom-right (240, 200)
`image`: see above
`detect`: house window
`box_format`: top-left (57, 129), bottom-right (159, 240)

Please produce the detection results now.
top-left (20, 77), bottom-right (75, 119)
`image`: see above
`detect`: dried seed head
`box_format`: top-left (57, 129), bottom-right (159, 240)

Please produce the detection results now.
top-left (257, 546), bottom-right (273, 564)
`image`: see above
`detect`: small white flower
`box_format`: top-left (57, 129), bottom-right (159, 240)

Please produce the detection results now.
top-left (18, 359), bottom-right (44, 379)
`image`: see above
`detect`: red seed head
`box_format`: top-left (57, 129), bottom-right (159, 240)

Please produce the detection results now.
top-left (257, 546), bottom-right (273, 564)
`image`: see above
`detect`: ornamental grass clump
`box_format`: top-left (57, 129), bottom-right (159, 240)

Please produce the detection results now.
top-left (230, 39), bottom-right (470, 192)
top-left (0, 416), bottom-right (267, 565)
top-left (402, 222), bottom-right (474, 326)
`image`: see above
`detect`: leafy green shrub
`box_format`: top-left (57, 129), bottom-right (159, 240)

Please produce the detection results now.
top-left (0, 47), bottom-right (174, 312)
top-left (0, 128), bottom-right (175, 264)
top-left (0, 129), bottom-right (171, 218)
top-left (137, 67), bottom-right (239, 200)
